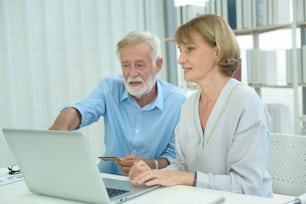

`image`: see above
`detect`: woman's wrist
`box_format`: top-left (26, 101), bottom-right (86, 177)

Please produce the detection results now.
top-left (180, 172), bottom-right (196, 186)
top-left (193, 171), bottom-right (197, 187)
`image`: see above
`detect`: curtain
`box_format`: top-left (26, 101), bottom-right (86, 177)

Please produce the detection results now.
top-left (0, 0), bottom-right (168, 166)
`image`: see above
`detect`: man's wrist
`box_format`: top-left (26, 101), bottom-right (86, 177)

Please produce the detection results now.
top-left (153, 159), bottom-right (159, 169)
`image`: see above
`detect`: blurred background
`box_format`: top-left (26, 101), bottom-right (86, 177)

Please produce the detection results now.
top-left (1, 0), bottom-right (305, 167)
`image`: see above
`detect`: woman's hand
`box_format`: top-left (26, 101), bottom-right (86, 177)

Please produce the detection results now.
top-left (128, 160), bottom-right (151, 179)
top-left (129, 162), bottom-right (194, 187)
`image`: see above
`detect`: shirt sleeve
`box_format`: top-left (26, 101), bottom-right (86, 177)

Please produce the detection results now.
top-left (69, 77), bottom-right (118, 128)
top-left (158, 133), bottom-right (176, 163)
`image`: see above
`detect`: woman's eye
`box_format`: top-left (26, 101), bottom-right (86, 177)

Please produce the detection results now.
top-left (187, 46), bottom-right (194, 52)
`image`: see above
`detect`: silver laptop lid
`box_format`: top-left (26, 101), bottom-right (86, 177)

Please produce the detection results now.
top-left (3, 128), bottom-right (111, 204)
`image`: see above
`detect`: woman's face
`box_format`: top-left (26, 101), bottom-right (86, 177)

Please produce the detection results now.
top-left (177, 33), bottom-right (218, 84)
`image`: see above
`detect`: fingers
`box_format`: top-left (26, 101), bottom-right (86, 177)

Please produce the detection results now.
top-left (130, 170), bottom-right (160, 186)
top-left (131, 171), bottom-right (181, 187)
top-left (116, 158), bottom-right (134, 167)
top-left (116, 155), bottom-right (142, 176)
top-left (121, 166), bottom-right (130, 176)
top-left (117, 160), bottom-right (134, 176)
top-left (123, 155), bottom-right (141, 161)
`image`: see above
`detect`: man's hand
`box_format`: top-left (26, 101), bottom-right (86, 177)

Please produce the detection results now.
top-left (116, 155), bottom-right (142, 176)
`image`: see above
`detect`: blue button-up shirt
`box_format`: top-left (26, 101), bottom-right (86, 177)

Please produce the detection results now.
top-left (71, 75), bottom-right (186, 175)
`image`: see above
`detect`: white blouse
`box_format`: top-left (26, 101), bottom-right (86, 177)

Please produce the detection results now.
top-left (165, 78), bottom-right (273, 197)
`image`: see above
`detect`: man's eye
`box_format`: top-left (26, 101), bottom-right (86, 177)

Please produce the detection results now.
top-left (135, 63), bottom-right (145, 68)
top-left (122, 63), bottom-right (130, 68)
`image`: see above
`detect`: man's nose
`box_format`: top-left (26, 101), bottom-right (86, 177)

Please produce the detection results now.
top-left (129, 66), bottom-right (140, 76)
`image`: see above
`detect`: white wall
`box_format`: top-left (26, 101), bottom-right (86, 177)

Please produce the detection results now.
top-left (0, 0), bottom-right (169, 167)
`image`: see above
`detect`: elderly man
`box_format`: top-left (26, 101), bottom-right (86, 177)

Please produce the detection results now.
top-left (49, 31), bottom-right (186, 175)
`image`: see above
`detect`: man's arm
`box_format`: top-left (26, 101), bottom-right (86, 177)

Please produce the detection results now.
top-left (49, 108), bottom-right (81, 130)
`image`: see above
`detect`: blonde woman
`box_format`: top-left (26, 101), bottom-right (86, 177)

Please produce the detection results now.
top-left (129, 14), bottom-right (273, 197)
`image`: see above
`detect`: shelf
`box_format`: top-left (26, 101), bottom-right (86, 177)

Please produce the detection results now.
top-left (204, 0), bottom-right (305, 134)
top-left (233, 22), bottom-right (306, 35)
top-left (234, 24), bottom-right (292, 35)
top-left (250, 84), bottom-right (306, 88)
top-left (298, 22), bottom-right (306, 28)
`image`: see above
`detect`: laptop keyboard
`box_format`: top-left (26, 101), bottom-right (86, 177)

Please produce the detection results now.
top-left (106, 187), bottom-right (129, 198)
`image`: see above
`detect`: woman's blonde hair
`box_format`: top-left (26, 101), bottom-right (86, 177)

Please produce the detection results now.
top-left (175, 14), bottom-right (241, 76)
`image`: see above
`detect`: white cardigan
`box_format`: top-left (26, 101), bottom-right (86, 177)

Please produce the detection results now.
top-left (165, 78), bottom-right (273, 197)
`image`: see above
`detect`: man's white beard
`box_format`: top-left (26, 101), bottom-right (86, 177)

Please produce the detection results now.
top-left (125, 75), bottom-right (156, 99)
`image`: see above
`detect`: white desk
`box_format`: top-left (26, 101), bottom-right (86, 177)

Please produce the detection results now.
top-left (0, 171), bottom-right (293, 204)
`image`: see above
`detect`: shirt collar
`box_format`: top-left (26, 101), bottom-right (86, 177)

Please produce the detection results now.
top-left (120, 79), bottom-right (164, 111)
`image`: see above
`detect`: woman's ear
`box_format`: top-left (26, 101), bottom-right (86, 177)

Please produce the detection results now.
top-left (214, 46), bottom-right (220, 62)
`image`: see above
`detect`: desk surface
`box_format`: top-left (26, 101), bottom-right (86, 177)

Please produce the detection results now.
top-left (0, 170), bottom-right (292, 204)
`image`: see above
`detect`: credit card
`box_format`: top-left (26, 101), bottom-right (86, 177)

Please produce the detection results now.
top-left (98, 156), bottom-right (122, 161)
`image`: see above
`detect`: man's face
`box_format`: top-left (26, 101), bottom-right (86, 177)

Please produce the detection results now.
top-left (120, 42), bottom-right (159, 98)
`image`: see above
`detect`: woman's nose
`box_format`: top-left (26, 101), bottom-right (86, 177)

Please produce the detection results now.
top-left (177, 53), bottom-right (186, 64)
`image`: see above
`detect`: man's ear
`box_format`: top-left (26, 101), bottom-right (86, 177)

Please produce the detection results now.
top-left (155, 58), bottom-right (163, 73)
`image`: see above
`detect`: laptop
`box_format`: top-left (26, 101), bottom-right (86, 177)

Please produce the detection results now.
top-left (2, 128), bottom-right (159, 204)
